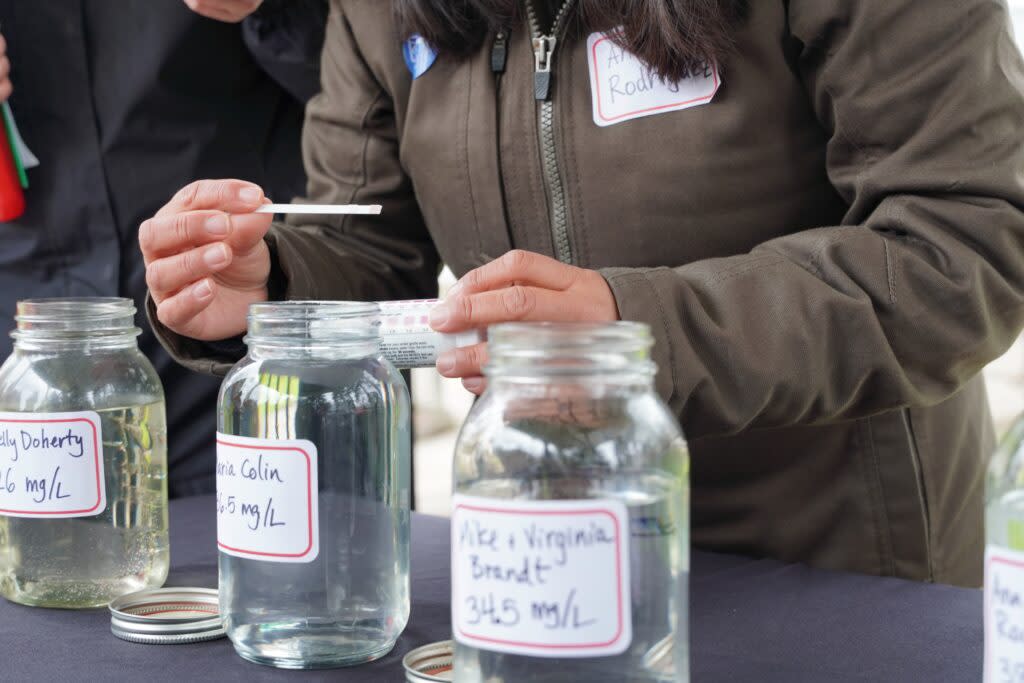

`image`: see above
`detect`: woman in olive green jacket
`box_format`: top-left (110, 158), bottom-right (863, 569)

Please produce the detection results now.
top-left (139, 0), bottom-right (1024, 587)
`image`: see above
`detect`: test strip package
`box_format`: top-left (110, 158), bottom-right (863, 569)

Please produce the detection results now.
top-left (377, 300), bottom-right (484, 369)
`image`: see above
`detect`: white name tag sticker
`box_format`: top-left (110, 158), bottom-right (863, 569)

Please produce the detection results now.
top-left (451, 495), bottom-right (632, 658)
top-left (587, 31), bottom-right (720, 127)
top-left (0, 411), bottom-right (106, 518)
top-left (216, 434), bottom-right (319, 563)
top-left (985, 545), bottom-right (1024, 682)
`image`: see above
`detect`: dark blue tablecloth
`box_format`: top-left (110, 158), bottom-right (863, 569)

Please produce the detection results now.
top-left (0, 495), bottom-right (982, 681)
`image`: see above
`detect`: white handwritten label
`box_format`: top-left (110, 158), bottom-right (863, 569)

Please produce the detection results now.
top-left (0, 411), bottom-right (106, 518)
top-left (986, 545), bottom-right (1024, 682)
top-left (587, 31), bottom-right (720, 127)
top-left (452, 495), bottom-right (632, 658)
top-left (216, 433), bottom-right (319, 563)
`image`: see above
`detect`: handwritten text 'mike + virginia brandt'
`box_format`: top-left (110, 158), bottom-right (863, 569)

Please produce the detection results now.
top-left (459, 517), bottom-right (618, 586)
top-left (455, 508), bottom-right (630, 637)
top-left (452, 499), bottom-right (633, 657)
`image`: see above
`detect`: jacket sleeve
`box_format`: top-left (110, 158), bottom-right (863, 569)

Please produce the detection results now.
top-left (601, 0), bottom-right (1024, 438)
top-left (266, 1), bottom-right (440, 304)
top-left (149, 1), bottom-right (440, 375)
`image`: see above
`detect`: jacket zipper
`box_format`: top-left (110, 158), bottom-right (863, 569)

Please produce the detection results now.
top-left (491, 28), bottom-right (509, 75)
top-left (526, 0), bottom-right (575, 264)
top-left (490, 29), bottom-right (515, 260)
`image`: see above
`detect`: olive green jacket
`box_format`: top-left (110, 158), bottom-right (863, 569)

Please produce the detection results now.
top-left (155, 0), bottom-right (1024, 586)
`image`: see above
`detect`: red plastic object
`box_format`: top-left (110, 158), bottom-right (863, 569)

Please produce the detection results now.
top-left (0, 119), bottom-right (24, 222)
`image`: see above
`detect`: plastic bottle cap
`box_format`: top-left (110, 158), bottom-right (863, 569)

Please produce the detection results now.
top-left (108, 587), bottom-right (225, 645)
top-left (402, 640), bottom-right (454, 681)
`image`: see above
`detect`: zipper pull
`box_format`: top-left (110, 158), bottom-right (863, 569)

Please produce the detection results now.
top-left (533, 35), bottom-right (556, 100)
top-left (491, 29), bottom-right (509, 74)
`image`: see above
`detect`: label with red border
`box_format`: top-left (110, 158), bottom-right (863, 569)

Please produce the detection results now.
top-left (985, 544), bottom-right (1024, 682)
top-left (587, 30), bottom-right (720, 127)
top-left (216, 433), bottom-right (319, 563)
top-left (0, 411), bottom-right (106, 518)
top-left (452, 495), bottom-right (632, 658)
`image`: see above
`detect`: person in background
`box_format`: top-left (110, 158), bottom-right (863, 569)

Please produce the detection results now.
top-left (141, 0), bottom-right (1023, 586)
top-left (0, 0), bottom-right (326, 496)
top-left (0, 35), bottom-right (10, 103)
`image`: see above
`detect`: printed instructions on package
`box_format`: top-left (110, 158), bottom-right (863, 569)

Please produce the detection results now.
top-left (216, 433), bottom-right (319, 563)
top-left (0, 411), bottom-right (106, 518)
top-left (452, 495), bottom-right (632, 658)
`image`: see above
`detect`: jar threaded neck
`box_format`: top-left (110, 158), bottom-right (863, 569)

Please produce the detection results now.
top-left (12, 298), bottom-right (140, 349)
top-left (245, 301), bottom-right (381, 352)
top-left (485, 322), bottom-right (655, 379)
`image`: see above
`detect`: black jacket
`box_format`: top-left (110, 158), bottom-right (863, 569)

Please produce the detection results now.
top-left (0, 0), bottom-right (325, 495)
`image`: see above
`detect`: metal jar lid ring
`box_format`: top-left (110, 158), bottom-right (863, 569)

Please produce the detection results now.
top-left (403, 640), bottom-right (454, 682)
top-left (108, 587), bottom-right (225, 645)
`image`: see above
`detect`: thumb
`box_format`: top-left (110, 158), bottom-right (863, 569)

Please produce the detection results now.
top-left (225, 208), bottom-right (273, 254)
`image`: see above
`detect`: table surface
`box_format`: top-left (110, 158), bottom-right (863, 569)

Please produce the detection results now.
top-left (0, 495), bottom-right (983, 682)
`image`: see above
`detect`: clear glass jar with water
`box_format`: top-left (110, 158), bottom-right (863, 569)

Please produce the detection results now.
top-left (216, 301), bottom-right (411, 669)
top-left (0, 298), bottom-right (169, 608)
top-left (451, 322), bottom-right (689, 682)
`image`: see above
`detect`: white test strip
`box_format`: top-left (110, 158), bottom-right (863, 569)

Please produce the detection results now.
top-left (254, 204), bottom-right (383, 215)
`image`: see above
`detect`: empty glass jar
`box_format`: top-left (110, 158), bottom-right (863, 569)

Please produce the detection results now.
top-left (217, 301), bottom-right (411, 669)
top-left (0, 298), bottom-right (169, 608)
top-left (452, 322), bottom-right (690, 682)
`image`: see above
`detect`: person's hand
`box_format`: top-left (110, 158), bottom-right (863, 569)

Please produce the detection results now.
top-left (430, 250), bottom-right (620, 394)
top-left (0, 34), bottom-right (12, 102)
top-left (182, 0), bottom-right (263, 23)
top-left (139, 180), bottom-right (272, 341)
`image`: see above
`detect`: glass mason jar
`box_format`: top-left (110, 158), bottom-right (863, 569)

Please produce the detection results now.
top-left (452, 322), bottom-right (690, 683)
top-left (217, 301), bottom-right (411, 669)
top-left (985, 413), bottom-right (1024, 679)
top-left (0, 298), bottom-right (169, 608)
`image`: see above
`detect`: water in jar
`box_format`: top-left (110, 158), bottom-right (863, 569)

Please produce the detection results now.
top-left (454, 469), bottom-right (689, 683)
top-left (988, 490), bottom-right (1024, 551)
top-left (0, 401), bottom-right (169, 608)
top-left (218, 357), bottom-right (410, 669)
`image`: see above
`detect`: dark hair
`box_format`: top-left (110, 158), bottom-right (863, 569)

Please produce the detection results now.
top-left (394, 0), bottom-right (747, 82)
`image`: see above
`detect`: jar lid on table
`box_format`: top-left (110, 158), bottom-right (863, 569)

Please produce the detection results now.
top-left (108, 587), bottom-right (225, 645)
top-left (403, 640), bottom-right (454, 681)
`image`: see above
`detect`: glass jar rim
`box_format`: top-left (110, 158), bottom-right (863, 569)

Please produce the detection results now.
top-left (12, 297), bottom-right (140, 346)
top-left (488, 321), bottom-right (653, 350)
top-left (16, 297), bottom-right (135, 322)
top-left (245, 300), bottom-right (382, 350)
top-left (247, 300), bottom-right (381, 322)
top-left (485, 321), bottom-right (655, 378)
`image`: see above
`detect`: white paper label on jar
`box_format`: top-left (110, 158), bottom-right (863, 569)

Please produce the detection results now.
top-left (0, 411), bottom-right (106, 518)
top-left (216, 433), bottom-right (319, 563)
top-left (451, 495), bottom-right (632, 658)
top-left (985, 545), bottom-right (1024, 682)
